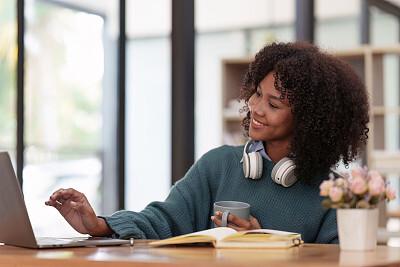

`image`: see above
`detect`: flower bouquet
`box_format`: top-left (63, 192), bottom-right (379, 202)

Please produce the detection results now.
top-left (320, 166), bottom-right (397, 251)
top-left (320, 166), bottom-right (396, 209)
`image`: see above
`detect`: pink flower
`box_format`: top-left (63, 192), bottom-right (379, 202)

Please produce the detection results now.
top-left (335, 178), bottom-right (347, 187)
top-left (369, 170), bottom-right (383, 180)
top-left (329, 186), bottom-right (343, 202)
top-left (368, 171), bottom-right (385, 196)
top-left (385, 187), bottom-right (397, 201)
top-left (351, 166), bottom-right (364, 178)
top-left (350, 176), bottom-right (367, 195)
top-left (319, 180), bottom-right (334, 197)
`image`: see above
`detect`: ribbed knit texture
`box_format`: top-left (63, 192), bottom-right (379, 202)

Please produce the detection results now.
top-left (101, 145), bottom-right (338, 243)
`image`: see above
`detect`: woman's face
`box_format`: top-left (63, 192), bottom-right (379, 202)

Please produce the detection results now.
top-left (248, 72), bottom-right (294, 144)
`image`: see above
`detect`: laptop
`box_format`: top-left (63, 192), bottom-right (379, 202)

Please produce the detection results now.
top-left (0, 152), bottom-right (131, 248)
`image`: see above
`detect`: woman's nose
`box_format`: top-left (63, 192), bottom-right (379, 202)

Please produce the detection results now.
top-left (249, 97), bottom-right (265, 116)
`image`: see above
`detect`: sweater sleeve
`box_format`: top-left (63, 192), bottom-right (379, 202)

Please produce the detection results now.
top-left (100, 155), bottom-right (214, 240)
top-left (314, 208), bottom-right (339, 244)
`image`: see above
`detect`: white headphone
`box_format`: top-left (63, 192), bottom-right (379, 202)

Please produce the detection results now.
top-left (242, 141), bottom-right (298, 187)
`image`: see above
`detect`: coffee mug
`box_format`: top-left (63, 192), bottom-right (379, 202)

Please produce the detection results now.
top-left (213, 201), bottom-right (250, 227)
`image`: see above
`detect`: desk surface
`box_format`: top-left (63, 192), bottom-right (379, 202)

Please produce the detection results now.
top-left (1, 240), bottom-right (400, 267)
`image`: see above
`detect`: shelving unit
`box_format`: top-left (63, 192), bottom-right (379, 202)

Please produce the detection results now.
top-left (333, 45), bottom-right (400, 176)
top-left (221, 58), bottom-right (253, 145)
top-left (221, 44), bottom-right (400, 177)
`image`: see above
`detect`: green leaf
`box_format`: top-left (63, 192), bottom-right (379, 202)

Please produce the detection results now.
top-left (356, 200), bottom-right (370, 209)
top-left (321, 199), bottom-right (332, 209)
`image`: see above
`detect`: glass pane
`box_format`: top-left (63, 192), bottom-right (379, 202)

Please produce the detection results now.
top-left (23, 1), bottom-right (104, 237)
top-left (0, 0), bottom-right (17, 161)
top-left (125, 0), bottom-right (172, 211)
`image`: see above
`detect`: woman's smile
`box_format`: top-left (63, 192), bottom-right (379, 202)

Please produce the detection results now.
top-left (251, 118), bottom-right (267, 128)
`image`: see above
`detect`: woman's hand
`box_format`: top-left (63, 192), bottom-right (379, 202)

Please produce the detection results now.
top-left (211, 212), bottom-right (261, 231)
top-left (45, 188), bottom-right (113, 236)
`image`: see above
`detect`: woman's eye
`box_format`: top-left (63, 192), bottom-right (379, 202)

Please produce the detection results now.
top-left (255, 91), bottom-right (262, 97)
top-left (269, 103), bottom-right (278, 109)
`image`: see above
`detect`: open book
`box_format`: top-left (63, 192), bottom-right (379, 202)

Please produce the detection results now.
top-left (149, 227), bottom-right (302, 249)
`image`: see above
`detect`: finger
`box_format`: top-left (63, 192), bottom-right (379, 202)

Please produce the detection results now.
top-left (48, 188), bottom-right (65, 201)
top-left (249, 215), bottom-right (261, 229)
top-left (45, 197), bottom-right (63, 206)
top-left (213, 212), bottom-right (249, 230)
top-left (63, 188), bottom-right (83, 196)
top-left (45, 199), bottom-right (55, 206)
top-left (226, 214), bottom-right (251, 229)
top-left (50, 188), bottom-right (84, 203)
top-left (49, 188), bottom-right (72, 203)
top-left (58, 188), bottom-right (82, 201)
top-left (45, 200), bottom-right (62, 211)
top-left (211, 215), bottom-right (221, 227)
top-left (213, 211), bottom-right (224, 225)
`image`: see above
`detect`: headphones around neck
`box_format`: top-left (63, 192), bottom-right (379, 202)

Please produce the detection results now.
top-left (242, 141), bottom-right (298, 187)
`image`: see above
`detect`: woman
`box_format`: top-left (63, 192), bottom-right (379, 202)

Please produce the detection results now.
top-left (46, 42), bottom-right (370, 243)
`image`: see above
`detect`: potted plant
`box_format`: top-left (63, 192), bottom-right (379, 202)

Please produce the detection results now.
top-left (319, 166), bottom-right (396, 251)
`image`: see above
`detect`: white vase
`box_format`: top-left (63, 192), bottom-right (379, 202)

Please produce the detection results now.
top-left (336, 208), bottom-right (379, 251)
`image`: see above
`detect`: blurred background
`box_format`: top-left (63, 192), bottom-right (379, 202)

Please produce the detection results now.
top-left (0, 0), bottom-right (400, 245)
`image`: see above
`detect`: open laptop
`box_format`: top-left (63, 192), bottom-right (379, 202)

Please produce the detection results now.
top-left (0, 152), bottom-right (131, 248)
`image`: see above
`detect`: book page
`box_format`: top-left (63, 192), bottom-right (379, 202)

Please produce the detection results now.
top-left (195, 227), bottom-right (237, 241)
top-left (149, 227), bottom-right (237, 246)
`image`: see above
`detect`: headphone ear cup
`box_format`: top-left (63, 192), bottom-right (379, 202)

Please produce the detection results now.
top-left (243, 151), bottom-right (250, 178)
top-left (271, 158), bottom-right (297, 187)
top-left (255, 152), bottom-right (263, 179)
top-left (248, 152), bottom-right (263, 179)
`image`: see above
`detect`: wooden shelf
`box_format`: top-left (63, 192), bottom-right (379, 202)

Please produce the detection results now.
top-left (221, 60), bottom-right (251, 145)
top-left (387, 210), bottom-right (400, 218)
top-left (373, 106), bottom-right (400, 115)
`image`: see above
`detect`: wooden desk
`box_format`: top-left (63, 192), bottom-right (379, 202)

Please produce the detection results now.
top-left (1, 240), bottom-right (400, 267)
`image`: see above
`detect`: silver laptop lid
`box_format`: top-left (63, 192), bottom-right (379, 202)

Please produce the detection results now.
top-left (0, 152), bottom-right (39, 248)
top-left (0, 152), bottom-right (131, 249)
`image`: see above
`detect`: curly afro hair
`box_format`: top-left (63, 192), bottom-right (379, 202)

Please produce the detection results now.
top-left (239, 42), bottom-right (370, 185)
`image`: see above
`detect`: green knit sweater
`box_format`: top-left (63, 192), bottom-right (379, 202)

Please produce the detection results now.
top-left (102, 145), bottom-right (338, 243)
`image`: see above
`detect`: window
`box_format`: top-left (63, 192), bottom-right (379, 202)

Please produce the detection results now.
top-left (22, 0), bottom-right (109, 237)
top-left (0, 0), bottom-right (17, 161)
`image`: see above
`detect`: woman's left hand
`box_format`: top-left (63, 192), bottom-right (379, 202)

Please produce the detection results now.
top-left (211, 212), bottom-right (261, 231)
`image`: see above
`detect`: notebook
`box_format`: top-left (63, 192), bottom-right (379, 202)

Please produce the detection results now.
top-left (0, 152), bottom-right (131, 249)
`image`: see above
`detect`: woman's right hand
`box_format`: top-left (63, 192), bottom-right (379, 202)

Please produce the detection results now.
top-left (211, 213), bottom-right (261, 231)
top-left (45, 188), bottom-right (113, 236)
